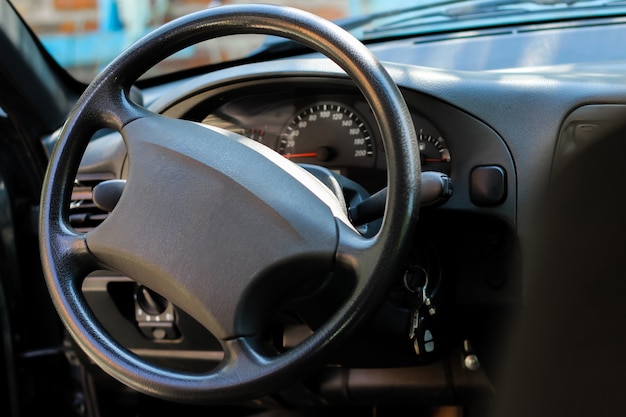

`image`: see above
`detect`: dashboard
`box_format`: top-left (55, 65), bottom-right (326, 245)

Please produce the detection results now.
top-left (6, 0), bottom-right (626, 412)
top-left (66, 14), bottom-right (626, 408)
top-left (76, 70), bottom-right (519, 395)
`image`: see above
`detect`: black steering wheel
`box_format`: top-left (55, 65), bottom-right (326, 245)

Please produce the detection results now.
top-left (39, 4), bottom-right (420, 404)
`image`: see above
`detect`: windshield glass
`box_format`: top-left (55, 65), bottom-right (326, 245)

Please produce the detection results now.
top-left (12, 0), bottom-right (626, 83)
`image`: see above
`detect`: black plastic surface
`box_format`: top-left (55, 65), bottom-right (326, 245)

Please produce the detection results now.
top-left (470, 166), bottom-right (507, 207)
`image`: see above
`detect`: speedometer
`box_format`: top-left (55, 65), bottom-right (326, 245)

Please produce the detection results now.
top-left (277, 103), bottom-right (375, 168)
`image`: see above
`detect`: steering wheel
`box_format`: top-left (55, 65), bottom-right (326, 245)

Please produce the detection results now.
top-left (39, 4), bottom-right (420, 404)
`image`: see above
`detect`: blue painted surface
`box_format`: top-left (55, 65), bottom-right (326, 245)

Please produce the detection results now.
top-left (39, 0), bottom-right (403, 69)
top-left (99, 0), bottom-right (123, 31)
top-left (41, 0), bottom-right (127, 67)
top-left (40, 29), bottom-right (194, 68)
top-left (41, 0), bottom-right (182, 69)
top-left (41, 31), bottom-right (125, 67)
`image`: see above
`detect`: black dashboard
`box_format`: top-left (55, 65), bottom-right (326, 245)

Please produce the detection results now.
top-left (5, 0), bottom-right (626, 413)
top-left (75, 69), bottom-right (520, 400)
top-left (67, 14), bottom-right (626, 407)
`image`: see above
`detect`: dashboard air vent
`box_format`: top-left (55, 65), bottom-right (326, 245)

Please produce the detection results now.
top-left (70, 173), bottom-right (116, 232)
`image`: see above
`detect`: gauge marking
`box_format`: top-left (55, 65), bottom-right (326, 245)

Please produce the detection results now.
top-left (278, 103), bottom-right (375, 168)
top-left (418, 130), bottom-right (451, 174)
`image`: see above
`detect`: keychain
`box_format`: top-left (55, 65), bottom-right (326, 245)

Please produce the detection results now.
top-left (404, 265), bottom-right (437, 357)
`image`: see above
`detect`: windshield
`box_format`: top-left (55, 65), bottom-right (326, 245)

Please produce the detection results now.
top-left (12, 0), bottom-right (626, 83)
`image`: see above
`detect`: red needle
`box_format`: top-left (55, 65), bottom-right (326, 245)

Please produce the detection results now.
top-left (424, 157), bottom-right (448, 162)
top-left (284, 152), bottom-right (317, 159)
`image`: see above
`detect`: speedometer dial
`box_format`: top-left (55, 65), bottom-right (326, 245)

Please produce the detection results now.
top-left (278, 103), bottom-right (375, 168)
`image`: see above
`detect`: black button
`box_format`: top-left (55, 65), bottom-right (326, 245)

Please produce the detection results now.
top-left (470, 166), bottom-right (506, 206)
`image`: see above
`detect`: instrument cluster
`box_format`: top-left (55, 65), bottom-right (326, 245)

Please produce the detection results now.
top-left (197, 87), bottom-right (450, 191)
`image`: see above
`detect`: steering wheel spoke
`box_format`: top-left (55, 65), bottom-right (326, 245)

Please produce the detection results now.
top-left (42, 225), bottom-right (98, 283)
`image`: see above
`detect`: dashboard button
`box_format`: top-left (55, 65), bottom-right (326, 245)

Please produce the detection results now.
top-left (470, 166), bottom-right (506, 206)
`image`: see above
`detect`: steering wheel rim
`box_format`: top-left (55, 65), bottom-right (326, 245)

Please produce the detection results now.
top-left (40, 4), bottom-right (420, 404)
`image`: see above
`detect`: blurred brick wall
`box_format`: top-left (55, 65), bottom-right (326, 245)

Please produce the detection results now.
top-left (13, 0), bottom-right (349, 34)
top-left (12, 0), bottom-right (351, 79)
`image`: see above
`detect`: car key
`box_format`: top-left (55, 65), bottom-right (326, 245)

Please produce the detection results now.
top-left (405, 265), bottom-right (437, 358)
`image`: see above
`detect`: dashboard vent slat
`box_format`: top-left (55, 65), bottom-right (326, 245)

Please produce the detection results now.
top-left (70, 173), bottom-right (116, 232)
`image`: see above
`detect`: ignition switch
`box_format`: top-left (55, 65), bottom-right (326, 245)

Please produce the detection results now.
top-left (134, 285), bottom-right (180, 340)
